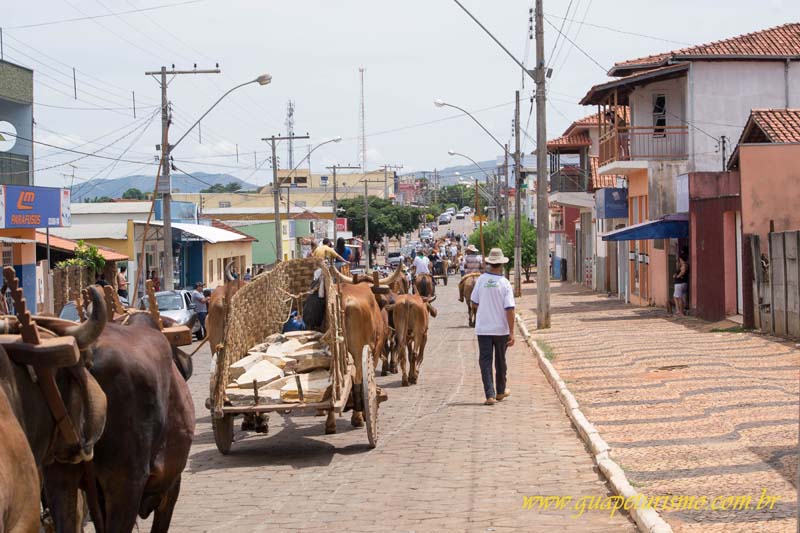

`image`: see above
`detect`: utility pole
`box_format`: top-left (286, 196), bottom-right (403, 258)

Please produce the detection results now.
top-left (504, 143), bottom-right (510, 225)
top-left (327, 164), bottom-right (360, 243)
top-left (380, 164), bottom-right (403, 254)
top-left (144, 65), bottom-right (220, 291)
top-left (263, 133), bottom-right (310, 263)
top-left (514, 90), bottom-right (523, 298)
top-left (534, 0), bottom-right (551, 328)
top-left (475, 178), bottom-right (484, 256)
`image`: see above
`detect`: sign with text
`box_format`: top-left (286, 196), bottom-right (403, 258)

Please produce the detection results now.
top-left (0, 185), bottom-right (70, 228)
top-left (335, 217), bottom-right (348, 232)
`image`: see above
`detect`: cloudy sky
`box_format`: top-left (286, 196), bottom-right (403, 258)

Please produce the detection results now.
top-left (4, 0), bottom-right (798, 190)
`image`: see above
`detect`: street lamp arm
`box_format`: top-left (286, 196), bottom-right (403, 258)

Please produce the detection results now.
top-left (283, 137), bottom-right (342, 183)
top-left (172, 78), bottom-right (265, 150)
top-left (440, 102), bottom-right (505, 152)
top-left (450, 151), bottom-right (496, 183)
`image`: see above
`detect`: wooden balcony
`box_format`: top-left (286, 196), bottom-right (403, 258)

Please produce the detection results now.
top-left (599, 125), bottom-right (688, 167)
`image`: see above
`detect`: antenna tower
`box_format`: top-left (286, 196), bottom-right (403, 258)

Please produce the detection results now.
top-left (358, 67), bottom-right (367, 172)
top-left (285, 100), bottom-right (296, 170)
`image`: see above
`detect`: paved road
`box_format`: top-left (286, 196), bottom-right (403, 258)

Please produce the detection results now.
top-left (154, 280), bottom-right (635, 532)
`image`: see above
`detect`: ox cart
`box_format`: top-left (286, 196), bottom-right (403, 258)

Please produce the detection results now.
top-left (209, 257), bottom-right (380, 454)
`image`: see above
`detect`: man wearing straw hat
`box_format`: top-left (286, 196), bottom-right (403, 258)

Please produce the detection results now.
top-left (470, 248), bottom-right (515, 405)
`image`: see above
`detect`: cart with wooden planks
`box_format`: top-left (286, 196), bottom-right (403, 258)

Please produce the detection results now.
top-left (208, 257), bottom-right (379, 454)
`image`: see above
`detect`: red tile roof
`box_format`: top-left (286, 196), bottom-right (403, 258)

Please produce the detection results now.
top-left (546, 131), bottom-right (591, 149)
top-left (748, 108), bottom-right (800, 143)
top-left (728, 109), bottom-right (800, 169)
top-left (610, 23), bottom-right (800, 75)
top-left (35, 232), bottom-right (129, 261)
top-left (589, 156), bottom-right (621, 190)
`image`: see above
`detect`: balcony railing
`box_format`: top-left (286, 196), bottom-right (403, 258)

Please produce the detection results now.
top-left (599, 125), bottom-right (688, 167)
top-left (550, 169), bottom-right (588, 193)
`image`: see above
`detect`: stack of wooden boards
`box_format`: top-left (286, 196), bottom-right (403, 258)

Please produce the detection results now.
top-left (224, 331), bottom-right (332, 406)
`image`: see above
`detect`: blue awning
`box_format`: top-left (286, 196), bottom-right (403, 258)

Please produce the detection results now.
top-left (602, 214), bottom-right (688, 242)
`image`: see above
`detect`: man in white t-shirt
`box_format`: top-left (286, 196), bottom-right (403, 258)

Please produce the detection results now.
top-left (411, 249), bottom-right (431, 275)
top-left (470, 248), bottom-right (515, 405)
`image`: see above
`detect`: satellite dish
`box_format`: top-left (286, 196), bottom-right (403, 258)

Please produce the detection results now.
top-left (0, 121), bottom-right (17, 152)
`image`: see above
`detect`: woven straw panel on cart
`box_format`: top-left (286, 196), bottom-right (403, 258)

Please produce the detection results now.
top-left (211, 258), bottom-right (348, 415)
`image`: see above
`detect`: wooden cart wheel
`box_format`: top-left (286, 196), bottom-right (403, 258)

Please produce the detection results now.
top-left (361, 346), bottom-right (379, 449)
top-left (212, 414), bottom-right (234, 455)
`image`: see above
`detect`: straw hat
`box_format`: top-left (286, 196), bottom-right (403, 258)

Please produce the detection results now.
top-left (484, 247), bottom-right (509, 265)
top-left (466, 244), bottom-right (479, 253)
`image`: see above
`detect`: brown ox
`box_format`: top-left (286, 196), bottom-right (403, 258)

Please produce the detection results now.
top-left (387, 294), bottom-right (437, 386)
top-left (206, 262), bottom-right (246, 356)
top-left (460, 273), bottom-right (480, 327)
top-left (0, 286), bottom-right (108, 532)
top-left (413, 273), bottom-right (435, 298)
top-left (43, 311), bottom-right (194, 533)
top-left (331, 268), bottom-right (403, 431)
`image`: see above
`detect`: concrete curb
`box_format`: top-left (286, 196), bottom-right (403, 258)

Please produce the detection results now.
top-left (516, 314), bottom-right (673, 533)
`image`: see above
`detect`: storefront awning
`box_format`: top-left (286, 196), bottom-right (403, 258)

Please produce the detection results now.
top-left (602, 214), bottom-right (688, 241)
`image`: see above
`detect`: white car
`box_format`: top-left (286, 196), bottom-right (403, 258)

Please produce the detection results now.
top-left (455, 212), bottom-right (465, 220)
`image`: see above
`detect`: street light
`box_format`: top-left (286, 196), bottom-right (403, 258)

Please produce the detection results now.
top-left (161, 74), bottom-right (271, 291)
top-left (277, 136), bottom-right (342, 238)
top-left (434, 99), bottom-right (505, 152)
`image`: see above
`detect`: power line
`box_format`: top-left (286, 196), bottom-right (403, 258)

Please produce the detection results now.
top-left (544, 12), bottom-right (693, 46)
top-left (6, 0), bottom-right (207, 29)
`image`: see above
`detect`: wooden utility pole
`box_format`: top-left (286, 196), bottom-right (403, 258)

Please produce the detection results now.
top-left (475, 178), bottom-right (484, 256)
top-left (144, 66), bottom-right (220, 290)
top-left (535, 0), bottom-right (551, 327)
top-left (263, 133), bottom-right (310, 263)
top-left (327, 164), bottom-right (360, 243)
top-left (513, 90), bottom-right (522, 297)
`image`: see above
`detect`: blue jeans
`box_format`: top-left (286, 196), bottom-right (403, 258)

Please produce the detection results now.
top-left (197, 311), bottom-right (208, 338)
top-left (477, 335), bottom-right (508, 399)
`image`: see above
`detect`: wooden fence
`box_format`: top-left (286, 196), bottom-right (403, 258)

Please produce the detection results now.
top-left (750, 231), bottom-right (800, 338)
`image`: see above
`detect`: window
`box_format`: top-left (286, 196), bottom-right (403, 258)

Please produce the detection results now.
top-left (295, 200), bottom-right (307, 207)
top-left (208, 260), bottom-right (213, 283)
top-left (652, 94), bottom-right (666, 137)
top-left (322, 200), bottom-right (334, 207)
top-left (218, 201), bottom-right (231, 208)
top-left (217, 258), bottom-right (222, 280)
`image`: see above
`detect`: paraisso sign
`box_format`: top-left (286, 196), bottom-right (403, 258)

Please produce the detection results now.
top-left (0, 185), bottom-right (71, 228)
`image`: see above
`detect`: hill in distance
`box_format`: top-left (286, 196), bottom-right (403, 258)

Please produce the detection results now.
top-left (71, 173), bottom-right (256, 202)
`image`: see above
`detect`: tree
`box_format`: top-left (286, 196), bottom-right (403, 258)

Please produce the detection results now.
top-left (469, 220), bottom-right (537, 280)
top-left (200, 182), bottom-right (242, 193)
top-left (87, 196), bottom-right (113, 203)
top-left (337, 196), bottom-right (423, 244)
top-left (55, 240), bottom-right (106, 274)
top-left (122, 187), bottom-right (145, 200)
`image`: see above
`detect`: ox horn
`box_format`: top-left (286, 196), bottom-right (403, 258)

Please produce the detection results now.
top-left (63, 286), bottom-right (107, 350)
top-left (72, 366), bottom-right (107, 460)
top-left (377, 267), bottom-right (403, 286)
top-left (331, 267), bottom-right (354, 284)
top-left (224, 261), bottom-right (235, 282)
top-left (423, 294), bottom-right (437, 303)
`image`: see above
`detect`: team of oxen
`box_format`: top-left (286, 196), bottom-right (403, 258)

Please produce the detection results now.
top-left (0, 266), bottom-right (194, 533)
top-left (0, 259), bottom-right (443, 532)
top-left (324, 268), bottom-right (437, 431)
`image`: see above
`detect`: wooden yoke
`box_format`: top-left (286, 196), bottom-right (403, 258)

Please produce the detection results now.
top-left (145, 280), bottom-right (163, 330)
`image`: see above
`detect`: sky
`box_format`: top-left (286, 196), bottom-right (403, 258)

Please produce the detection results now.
top-left (4, 0), bottom-right (799, 191)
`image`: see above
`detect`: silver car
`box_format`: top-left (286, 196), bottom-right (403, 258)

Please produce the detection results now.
top-left (137, 290), bottom-right (201, 337)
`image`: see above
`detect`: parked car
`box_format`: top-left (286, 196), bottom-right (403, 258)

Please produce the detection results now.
top-left (455, 212), bottom-right (465, 220)
top-left (461, 206), bottom-right (471, 214)
top-left (59, 295), bottom-right (130, 322)
top-left (137, 290), bottom-right (201, 339)
top-left (420, 228), bottom-right (433, 240)
top-left (386, 251), bottom-right (403, 268)
top-left (445, 207), bottom-right (456, 215)
top-left (438, 214), bottom-right (452, 225)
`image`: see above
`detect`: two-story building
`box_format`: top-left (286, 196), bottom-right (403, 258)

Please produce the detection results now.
top-left (582, 22), bottom-right (800, 310)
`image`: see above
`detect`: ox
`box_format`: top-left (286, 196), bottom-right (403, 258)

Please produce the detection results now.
top-left (386, 294), bottom-right (437, 386)
top-left (413, 273), bottom-right (435, 299)
top-left (43, 311), bottom-right (194, 533)
top-left (460, 273), bottom-right (480, 327)
top-left (330, 268), bottom-right (403, 431)
top-left (0, 286), bottom-right (108, 532)
top-left (206, 262), bottom-right (246, 358)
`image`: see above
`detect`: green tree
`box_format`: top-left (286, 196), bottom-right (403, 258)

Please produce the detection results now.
top-left (122, 187), bottom-right (145, 200)
top-left (88, 196), bottom-right (113, 203)
top-left (55, 240), bottom-right (106, 274)
top-left (200, 182), bottom-right (242, 193)
top-left (469, 220), bottom-right (537, 280)
top-left (337, 197), bottom-right (423, 245)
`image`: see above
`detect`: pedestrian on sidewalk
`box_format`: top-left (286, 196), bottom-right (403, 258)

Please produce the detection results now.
top-left (470, 248), bottom-right (515, 405)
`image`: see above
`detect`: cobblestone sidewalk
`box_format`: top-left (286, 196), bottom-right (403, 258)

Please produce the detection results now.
top-left (517, 282), bottom-right (799, 532)
top-left (140, 281), bottom-right (636, 532)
